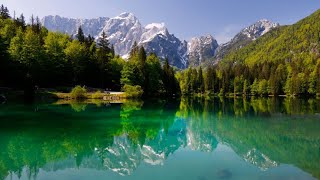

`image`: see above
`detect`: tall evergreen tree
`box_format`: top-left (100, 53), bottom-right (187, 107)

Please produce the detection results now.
top-left (0, 5), bottom-right (10, 19)
top-left (16, 14), bottom-right (26, 30)
top-left (145, 53), bottom-right (162, 96)
top-left (198, 66), bottom-right (205, 93)
top-left (138, 46), bottom-right (147, 91)
top-left (84, 34), bottom-right (95, 50)
top-left (96, 31), bottom-right (111, 88)
top-left (30, 14), bottom-right (35, 26)
top-left (129, 41), bottom-right (139, 58)
top-left (76, 26), bottom-right (85, 43)
top-left (35, 16), bottom-right (41, 33)
top-left (162, 58), bottom-right (178, 96)
top-left (97, 31), bottom-right (110, 52)
top-left (110, 44), bottom-right (115, 58)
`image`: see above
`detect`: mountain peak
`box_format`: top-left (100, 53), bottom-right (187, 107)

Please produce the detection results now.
top-left (188, 35), bottom-right (219, 66)
top-left (116, 12), bottom-right (137, 20)
top-left (200, 34), bottom-right (216, 42)
top-left (140, 23), bottom-right (168, 44)
top-left (241, 19), bottom-right (279, 39)
top-left (189, 35), bottom-right (217, 47)
top-left (145, 23), bottom-right (166, 30)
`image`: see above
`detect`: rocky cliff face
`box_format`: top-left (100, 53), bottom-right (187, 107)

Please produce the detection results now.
top-left (188, 35), bottom-right (219, 66)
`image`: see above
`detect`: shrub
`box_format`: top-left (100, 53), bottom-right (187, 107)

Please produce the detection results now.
top-left (122, 85), bottom-right (143, 98)
top-left (92, 90), bottom-right (104, 99)
top-left (70, 85), bottom-right (87, 99)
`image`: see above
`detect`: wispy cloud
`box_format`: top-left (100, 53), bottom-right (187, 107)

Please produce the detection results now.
top-left (215, 24), bottom-right (243, 44)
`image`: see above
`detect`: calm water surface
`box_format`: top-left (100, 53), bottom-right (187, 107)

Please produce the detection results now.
top-left (0, 98), bottom-right (319, 180)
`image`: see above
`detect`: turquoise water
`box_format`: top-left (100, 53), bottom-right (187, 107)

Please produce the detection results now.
top-left (0, 98), bottom-right (319, 180)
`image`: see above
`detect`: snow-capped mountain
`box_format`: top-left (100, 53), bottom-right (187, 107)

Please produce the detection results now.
top-left (42, 15), bottom-right (109, 37)
top-left (99, 12), bottom-right (143, 57)
top-left (213, 19), bottom-right (280, 64)
top-left (140, 23), bottom-right (188, 68)
top-left (42, 13), bottom-right (188, 68)
top-left (188, 35), bottom-right (219, 66)
top-left (42, 14), bottom-right (279, 68)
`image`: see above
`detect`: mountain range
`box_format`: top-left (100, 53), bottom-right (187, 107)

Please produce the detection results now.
top-left (42, 13), bottom-right (279, 68)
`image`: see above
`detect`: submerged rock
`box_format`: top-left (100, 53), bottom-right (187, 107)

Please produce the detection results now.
top-left (216, 169), bottom-right (232, 179)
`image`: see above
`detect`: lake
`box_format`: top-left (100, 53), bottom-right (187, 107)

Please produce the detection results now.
top-left (0, 97), bottom-right (319, 180)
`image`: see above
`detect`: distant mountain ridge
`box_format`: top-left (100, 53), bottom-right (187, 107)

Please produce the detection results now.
top-left (42, 13), bottom-right (188, 68)
top-left (42, 13), bottom-right (279, 68)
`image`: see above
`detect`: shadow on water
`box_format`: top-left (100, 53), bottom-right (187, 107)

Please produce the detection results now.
top-left (0, 97), bottom-right (319, 179)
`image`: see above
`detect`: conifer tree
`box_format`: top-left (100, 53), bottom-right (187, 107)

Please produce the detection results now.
top-left (129, 41), bottom-right (139, 58)
top-left (97, 31), bottom-right (110, 52)
top-left (96, 31), bottom-right (112, 88)
top-left (16, 14), bottom-right (26, 29)
top-left (30, 14), bottom-right (35, 26)
top-left (138, 46), bottom-right (146, 72)
top-left (110, 44), bottom-right (115, 58)
top-left (198, 66), bottom-right (205, 93)
top-left (0, 5), bottom-right (10, 19)
top-left (35, 16), bottom-right (41, 33)
top-left (76, 26), bottom-right (85, 43)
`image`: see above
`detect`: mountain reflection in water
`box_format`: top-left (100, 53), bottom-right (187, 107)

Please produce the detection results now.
top-left (0, 97), bottom-right (319, 180)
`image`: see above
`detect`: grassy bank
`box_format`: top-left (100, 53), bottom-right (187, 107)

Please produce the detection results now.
top-left (51, 92), bottom-right (127, 100)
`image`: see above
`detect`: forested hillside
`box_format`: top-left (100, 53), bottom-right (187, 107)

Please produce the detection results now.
top-left (178, 9), bottom-right (320, 96)
top-left (0, 5), bottom-right (178, 97)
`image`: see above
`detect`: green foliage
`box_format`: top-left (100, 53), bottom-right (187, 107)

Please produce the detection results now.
top-left (64, 40), bottom-right (87, 82)
top-left (21, 28), bottom-right (43, 66)
top-left (243, 79), bottom-right (250, 95)
top-left (179, 66), bottom-right (217, 96)
top-left (109, 56), bottom-right (125, 90)
top-left (70, 85), bottom-right (87, 99)
top-left (251, 79), bottom-right (259, 96)
top-left (198, 66), bottom-right (205, 93)
top-left (91, 90), bottom-right (104, 99)
top-left (234, 76), bottom-right (243, 95)
top-left (1, 6), bottom-right (128, 91)
top-left (177, 9), bottom-right (320, 97)
top-left (121, 61), bottom-right (142, 86)
top-left (162, 58), bottom-right (180, 96)
top-left (258, 79), bottom-right (269, 96)
top-left (8, 28), bottom-right (24, 63)
top-left (44, 32), bottom-right (69, 60)
top-left (121, 45), bottom-right (178, 97)
top-left (122, 85), bottom-right (143, 98)
top-left (145, 53), bottom-right (163, 95)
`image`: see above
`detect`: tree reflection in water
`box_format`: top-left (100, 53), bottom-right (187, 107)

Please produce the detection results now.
top-left (0, 97), bottom-right (319, 179)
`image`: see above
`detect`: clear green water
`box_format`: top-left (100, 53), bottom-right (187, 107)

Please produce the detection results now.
top-left (0, 98), bottom-right (319, 180)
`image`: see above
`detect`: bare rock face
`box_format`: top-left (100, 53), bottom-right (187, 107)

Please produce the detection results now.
top-left (188, 35), bottom-right (219, 67)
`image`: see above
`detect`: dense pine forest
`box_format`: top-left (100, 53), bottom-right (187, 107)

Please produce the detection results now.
top-left (0, 5), bottom-right (178, 98)
top-left (178, 9), bottom-right (320, 97)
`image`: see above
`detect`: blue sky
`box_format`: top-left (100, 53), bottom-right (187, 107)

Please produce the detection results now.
top-left (2, 0), bottom-right (320, 43)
